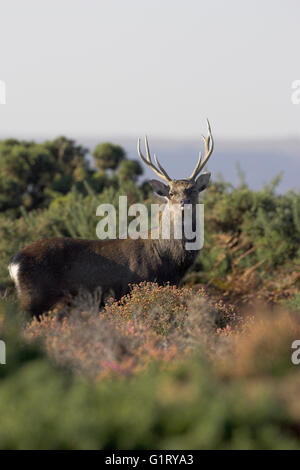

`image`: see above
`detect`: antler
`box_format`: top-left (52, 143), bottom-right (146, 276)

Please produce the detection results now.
top-left (137, 136), bottom-right (171, 183)
top-left (188, 119), bottom-right (214, 181)
top-left (138, 120), bottom-right (213, 183)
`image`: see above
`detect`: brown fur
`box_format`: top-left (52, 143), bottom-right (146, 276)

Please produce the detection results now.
top-left (9, 175), bottom-right (211, 316)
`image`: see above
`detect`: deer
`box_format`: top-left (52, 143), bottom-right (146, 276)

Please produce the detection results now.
top-left (8, 121), bottom-right (214, 316)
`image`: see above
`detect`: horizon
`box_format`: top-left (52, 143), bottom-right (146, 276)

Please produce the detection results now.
top-left (1, 131), bottom-right (297, 193)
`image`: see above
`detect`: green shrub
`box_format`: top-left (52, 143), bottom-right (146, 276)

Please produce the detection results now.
top-left (0, 298), bottom-right (299, 449)
top-left (283, 292), bottom-right (300, 312)
top-left (196, 178), bottom-right (300, 291)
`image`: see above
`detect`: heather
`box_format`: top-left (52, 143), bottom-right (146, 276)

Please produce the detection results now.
top-left (0, 287), bottom-right (300, 449)
top-left (24, 283), bottom-right (240, 379)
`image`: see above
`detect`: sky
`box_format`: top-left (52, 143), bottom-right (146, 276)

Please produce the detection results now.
top-left (0, 0), bottom-right (300, 140)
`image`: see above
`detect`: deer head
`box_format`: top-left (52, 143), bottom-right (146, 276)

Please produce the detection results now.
top-left (137, 119), bottom-right (214, 210)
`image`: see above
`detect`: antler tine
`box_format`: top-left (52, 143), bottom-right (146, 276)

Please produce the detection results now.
top-left (137, 138), bottom-right (152, 168)
top-left (137, 137), bottom-right (171, 183)
top-left (188, 119), bottom-right (214, 180)
top-left (144, 136), bottom-right (151, 163)
top-left (189, 151), bottom-right (203, 181)
top-left (153, 153), bottom-right (172, 182)
top-left (200, 119), bottom-right (214, 168)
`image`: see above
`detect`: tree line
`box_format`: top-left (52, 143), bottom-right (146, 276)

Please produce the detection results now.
top-left (0, 136), bottom-right (143, 215)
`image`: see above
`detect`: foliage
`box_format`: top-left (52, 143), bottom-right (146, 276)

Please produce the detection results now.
top-left (0, 139), bottom-right (57, 212)
top-left (0, 137), bottom-right (135, 216)
top-left (24, 283), bottom-right (239, 379)
top-left (283, 292), bottom-right (300, 312)
top-left (195, 177), bottom-right (300, 297)
top-left (92, 142), bottom-right (126, 171)
top-left (0, 141), bottom-right (300, 449)
top-left (1, 156), bottom-right (300, 303)
top-left (118, 159), bottom-right (143, 183)
top-left (0, 288), bottom-right (300, 449)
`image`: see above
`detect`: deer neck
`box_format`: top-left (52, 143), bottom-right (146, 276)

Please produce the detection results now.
top-left (154, 203), bottom-right (200, 264)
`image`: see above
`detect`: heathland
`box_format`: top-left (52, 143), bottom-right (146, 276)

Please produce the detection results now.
top-left (0, 136), bottom-right (300, 449)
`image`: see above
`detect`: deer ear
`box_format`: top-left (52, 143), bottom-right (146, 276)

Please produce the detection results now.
top-left (149, 179), bottom-right (169, 198)
top-left (196, 172), bottom-right (211, 192)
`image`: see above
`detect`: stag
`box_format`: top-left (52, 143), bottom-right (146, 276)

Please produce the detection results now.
top-left (8, 121), bottom-right (214, 316)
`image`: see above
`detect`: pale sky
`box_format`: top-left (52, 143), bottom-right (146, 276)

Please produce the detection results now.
top-left (0, 0), bottom-right (300, 140)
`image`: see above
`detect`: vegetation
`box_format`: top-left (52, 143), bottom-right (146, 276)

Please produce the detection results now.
top-left (0, 135), bottom-right (299, 449)
top-left (0, 286), bottom-right (300, 449)
top-left (92, 142), bottom-right (126, 171)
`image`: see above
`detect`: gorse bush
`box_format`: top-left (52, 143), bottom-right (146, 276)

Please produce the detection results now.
top-left (0, 136), bottom-right (144, 216)
top-left (195, 177), bottom-right (300, 296)
top-left (0, 137), bottom-right (93, 214)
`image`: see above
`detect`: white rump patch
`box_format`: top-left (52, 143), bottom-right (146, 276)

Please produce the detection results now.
top-left (8, 263), bottom-right (21, 293)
